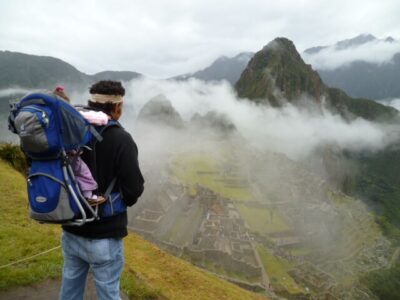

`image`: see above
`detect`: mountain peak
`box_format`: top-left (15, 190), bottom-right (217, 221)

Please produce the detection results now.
top-left (385, 36), bottom-right (395, 43)
top-left (335, 33), bottom-right (377, 50)
top-left (263, 37), bottom-right (298, 53)
top-left (235, 37), bottom-right (398, 121)
top-left (136, 94), bottom-right (184, 128)
top-left (304, 33), bottom-right (380, 55)
top-left (236, 37), bottom-right (324, 105)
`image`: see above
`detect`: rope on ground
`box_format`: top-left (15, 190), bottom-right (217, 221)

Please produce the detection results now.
top-left (0, 245), bottom-right (61, 269)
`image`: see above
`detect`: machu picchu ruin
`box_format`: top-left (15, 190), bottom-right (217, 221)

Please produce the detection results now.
top-left (128, 140), bottom-right (397, 299)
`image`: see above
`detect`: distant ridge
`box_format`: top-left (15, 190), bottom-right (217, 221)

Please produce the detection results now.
top-left (303, 34), bottom-right (400, 99)
top-left (304, 33), bottom-right (379, 54)
top-left (0, 50), bottom-right (88, 89)
top-left (173, 52), bottom-right (254, 85)
top-left (92, 70), bottom-right (142, 82)
top-left (0, 50), bottom-right (143, 91)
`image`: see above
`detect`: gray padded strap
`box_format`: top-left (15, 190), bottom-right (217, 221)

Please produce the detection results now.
top-left (89, 126), bottom-right (103, 142)
top-left (104, 177), bottom-right (117, 199)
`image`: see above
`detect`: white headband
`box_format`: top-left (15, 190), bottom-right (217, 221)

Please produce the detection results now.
top-left (90, 94), bottom-right (123, 104)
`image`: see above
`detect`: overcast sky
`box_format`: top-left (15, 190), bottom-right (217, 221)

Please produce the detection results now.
top-left (1, 0), bottom-right (399, 78)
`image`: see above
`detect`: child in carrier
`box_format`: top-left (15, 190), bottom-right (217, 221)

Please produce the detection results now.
top-left (53, 86), bottom-right (109, 206)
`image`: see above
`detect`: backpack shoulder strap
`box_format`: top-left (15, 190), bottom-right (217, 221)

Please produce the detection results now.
top-left (104, 177), bottom-right (117, 200)
top-left (98, 119), bottom-right (122, 135)
top-left (89, 119), bottom-right (122, 144)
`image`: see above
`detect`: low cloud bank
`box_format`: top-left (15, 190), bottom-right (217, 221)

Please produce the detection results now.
top-left (0, 87), bottom-right (35, 98)
top-left (302, 39), bottom-right (400, 70)
top-left (379, 98), bottom-right (400, 111)
top-left (123, 78), bottom-right (391, 160)
top-left (1, 79), bottom-right (392, 160)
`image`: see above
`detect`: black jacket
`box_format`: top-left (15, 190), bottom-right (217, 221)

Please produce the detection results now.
top-left (62, 123), bottom-right (144, 238)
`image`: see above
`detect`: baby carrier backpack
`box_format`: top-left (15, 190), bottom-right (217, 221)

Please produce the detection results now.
top-left (8, 92), bottom-right (125, 226)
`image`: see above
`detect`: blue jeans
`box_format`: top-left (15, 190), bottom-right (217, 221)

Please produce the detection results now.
top-left (60, 231), bottom-right (124, 300)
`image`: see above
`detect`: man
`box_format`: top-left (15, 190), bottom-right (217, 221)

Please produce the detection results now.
top-left (60, 80), bottom-right (144, 300)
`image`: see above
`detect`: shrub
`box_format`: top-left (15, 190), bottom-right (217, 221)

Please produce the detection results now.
top-left (0, 143), bottom-right (28, 175)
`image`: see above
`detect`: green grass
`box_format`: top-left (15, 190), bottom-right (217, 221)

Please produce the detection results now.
top-left (124, 234), bottom-right (267, 300)
top-left (0, 160), bottom-right (63, 290)
top-left (121, 270), bottom-right (161, 300)
top-left (362, 261), bottom-right (400, 300)
top-left (203, 260), bottom-right (262, 284)
top-left (171, 153), bottom-right (254, 202)
top-left (288, 247), bottom-right (309, 257)
top-left (236, 204), bottom-right (290, 235)
top-left (256, 245), bottom-right (304, 295)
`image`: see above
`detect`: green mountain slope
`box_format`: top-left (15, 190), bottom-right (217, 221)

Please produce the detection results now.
top-left (235, 38), bottom-right (398, 122)
top-left (0, 158), bottom-right (267, 300)
top-left (0, 51), bottom-right (143, 91)
top-left (236, 38), bottom-right (324, 106)
top-left (0, 51), bottom-right (89, 89)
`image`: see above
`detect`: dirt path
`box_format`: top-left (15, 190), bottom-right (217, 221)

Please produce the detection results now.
top-left (0, 274), bottom-right (129, 300)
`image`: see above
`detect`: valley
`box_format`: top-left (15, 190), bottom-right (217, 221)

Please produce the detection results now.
top-left (128, 137), bottom-right (395, 299)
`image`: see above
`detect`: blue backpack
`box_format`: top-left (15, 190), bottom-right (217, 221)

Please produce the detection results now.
top-left (8, 92), bottom-right (126, 226)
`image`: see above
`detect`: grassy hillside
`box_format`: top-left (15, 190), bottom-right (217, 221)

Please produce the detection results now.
top-left (0, 50), bottom-right (88, 89)
top-left (362, 260), bottom-right (400, 300)
top-left (124, 234), bottom-right (266, 300)
top-left (0, 159), bottom-right (62, 290)
top-left (0, 158), bottom-right (267, 300)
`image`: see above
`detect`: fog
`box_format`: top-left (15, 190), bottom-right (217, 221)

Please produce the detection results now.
top-left (121, 78), bottom-right (390, 160)
top-left (302, 38), bottom-right (400, 70)
top-left (0, 78), bottom-right (393, 161)
top-left (0, 87), bottom-right (35, 98)
top-left (380, 98), bottom-right (400, 111)
top-left (121, 78), bottom-right (393, 289)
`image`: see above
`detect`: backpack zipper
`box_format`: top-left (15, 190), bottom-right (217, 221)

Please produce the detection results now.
top-left (20, 106), bottom-right (49, 128)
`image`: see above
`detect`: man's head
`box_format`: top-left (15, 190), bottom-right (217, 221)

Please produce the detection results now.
top-left (88, 80), bottom-right (125, 120)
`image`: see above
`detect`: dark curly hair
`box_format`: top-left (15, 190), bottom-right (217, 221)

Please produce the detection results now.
top-left (89, 80), bottom-right (125, 96)
top-left (88, 80), bottom-right (125, 114)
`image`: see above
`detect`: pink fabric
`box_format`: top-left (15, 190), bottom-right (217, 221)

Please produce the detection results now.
top-left (80, 110), bottom-right (109, 125)
top-left (56, 85), bottom-right (65, 92)
top-left (71, 156), bottom-right (98, 195)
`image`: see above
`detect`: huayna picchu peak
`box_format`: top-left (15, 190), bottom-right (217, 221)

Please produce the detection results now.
top-left (235, 37), bottom-right (398, 122)
top-left (236, 38), bottom-right (327, 106)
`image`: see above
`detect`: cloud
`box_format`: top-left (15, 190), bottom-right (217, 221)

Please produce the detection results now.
top-left (120, 78), bottom-right (391, 160)
top-left (0, 87), bottom-right (35, 98)
top-left (1, 1), bottom-right (400, 77)
top-left (0, 79), bottom-right (393, 160)
top-left (379, 98), bottom-right (400, 111)
top-left (302, 39), bottom-right (400, 70)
